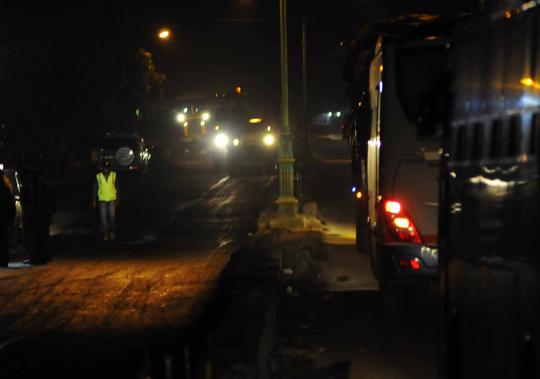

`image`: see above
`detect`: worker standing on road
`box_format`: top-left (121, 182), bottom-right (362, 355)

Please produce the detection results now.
top-left (92, 161), bottom-right (119, 241)
top-left (20, 166), bottom-right (55, 265)
top-left (0, 168), bottom-right (16, 267)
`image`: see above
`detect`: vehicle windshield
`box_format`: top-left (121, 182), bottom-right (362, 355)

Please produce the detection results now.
top-left (215, 95), bottom-right (276, 134)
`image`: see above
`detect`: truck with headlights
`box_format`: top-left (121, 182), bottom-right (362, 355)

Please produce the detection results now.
top-left (208, 114), bottom-right (277, 176)
top-left (209, 89), bottom-right (278, 175)
top-left (173, 97), bottom-right (216, 159)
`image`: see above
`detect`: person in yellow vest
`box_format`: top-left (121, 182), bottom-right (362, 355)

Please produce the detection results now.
top-left (92, 161), bottom-right (119, 241)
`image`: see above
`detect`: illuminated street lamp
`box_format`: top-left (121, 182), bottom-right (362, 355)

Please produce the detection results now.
top-left (158, 29), bottom-right (171, 40)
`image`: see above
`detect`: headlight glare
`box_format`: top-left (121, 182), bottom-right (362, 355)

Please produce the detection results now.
top-left (202, 112), bottom-right (210, 121)
top-left (176, 113), bottom-right (186, 123)
top-left (214, 133), bottom-right (229, 148)
top-left (263, 134), bottom-right (275, 146)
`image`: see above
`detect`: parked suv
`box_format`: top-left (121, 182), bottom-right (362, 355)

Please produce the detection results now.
top-left (95, 133), bottom-right (151, 176)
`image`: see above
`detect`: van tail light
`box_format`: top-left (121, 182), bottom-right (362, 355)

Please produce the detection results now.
top-left (399, 258), bottom-right (421, 270)
top-left (382, 199), bottom-right (422, 244)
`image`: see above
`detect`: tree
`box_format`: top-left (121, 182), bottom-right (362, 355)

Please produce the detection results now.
top-left (103, 48), bottom-right (167, 134)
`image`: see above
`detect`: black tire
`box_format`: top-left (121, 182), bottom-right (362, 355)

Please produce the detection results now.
top-left (355, 201), bottom-right (370, 254)
top-left (367, 229), bottom-right (379, 280)
top-left (373, 235), bottom-right (401, 314)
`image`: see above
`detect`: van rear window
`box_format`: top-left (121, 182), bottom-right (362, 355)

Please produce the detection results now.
top-left (395, 45), bottom-right (449, 140)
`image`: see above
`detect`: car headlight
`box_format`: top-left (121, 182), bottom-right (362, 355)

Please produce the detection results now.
top-left (263, 134), bottom-right (275, 146)
top-left (214, 133), bottom-right (229, 148)
top-left (233, 138), bottom-right (240, 146)
top-left (176, 113), bottom-right (186, 123)
top-left (202, 112), bottom-right (210, 121)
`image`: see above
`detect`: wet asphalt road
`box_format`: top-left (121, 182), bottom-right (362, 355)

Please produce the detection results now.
top-left (0, 159), bottom-right (276, 378)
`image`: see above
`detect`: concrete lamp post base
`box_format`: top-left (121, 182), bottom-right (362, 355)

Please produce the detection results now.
top-left (276, 196), bottom-right (298, 215)
top-left (273, 196), bottom-right (304, 230)
top-left (257, 206), bottom-right (322, 234)
top-left (269, 214), bottom-right (305, 232)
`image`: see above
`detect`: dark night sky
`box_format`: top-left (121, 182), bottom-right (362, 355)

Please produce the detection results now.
top-left (0, 0), bottom-right (473, 158)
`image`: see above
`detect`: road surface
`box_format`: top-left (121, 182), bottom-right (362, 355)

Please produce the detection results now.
top-left (0, 158), bottom-right (276, 378)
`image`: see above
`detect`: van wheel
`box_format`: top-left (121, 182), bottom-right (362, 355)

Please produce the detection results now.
top-left (355, 202), bottom-right (370, 254)
top-left (379, 281), bottom-right (405, 316)
top-left (368, 231), bottom-right (379, 280)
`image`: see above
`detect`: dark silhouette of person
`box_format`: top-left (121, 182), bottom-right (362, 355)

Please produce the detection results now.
top-left (0, 169), bottom-right (16, 267)
top-left (20, 166), bottom-right (55, 265)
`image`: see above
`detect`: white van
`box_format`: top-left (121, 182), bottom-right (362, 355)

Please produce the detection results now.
top-left (359, 35), bottom-right (450, 289)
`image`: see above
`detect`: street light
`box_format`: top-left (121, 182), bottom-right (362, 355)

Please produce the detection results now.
top-left (158, 29), bottom-right (171, 40)
top-left (275, 0), bottom-right (301, 226)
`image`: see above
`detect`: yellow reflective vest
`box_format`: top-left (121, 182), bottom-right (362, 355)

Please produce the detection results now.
top-left (96, 172), bottom-right (117, 202)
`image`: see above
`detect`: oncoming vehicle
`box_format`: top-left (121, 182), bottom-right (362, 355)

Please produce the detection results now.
top-left (440, 1), bottom-right (540, 377)
top-left (210, 90), bottom-right (278, 175)
top-left (173, 98), bottom-right (214, 157)
top-left (359, 33), bottom-right (450, 290)
top-left (96, 133), bottom-right (151, 176)
top-left (212, 120), bottom-right (278, 175)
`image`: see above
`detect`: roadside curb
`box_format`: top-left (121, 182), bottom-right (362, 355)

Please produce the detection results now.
top-left (207, 229), bottom-right (328, 378)
top-left (206, 160), bottom-right (335, 377)
top-left (256, 208), bottom-right (324, 235)
top-left (209, 235), bottom-right (282, 379)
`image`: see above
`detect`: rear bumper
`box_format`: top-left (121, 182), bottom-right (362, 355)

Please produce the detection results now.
top-left (379, 242), bottom-right (438, 282)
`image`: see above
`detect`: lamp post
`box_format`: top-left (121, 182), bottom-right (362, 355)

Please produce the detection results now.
top-left (275, 0), bottom-right (300, 222)
top-left (157, 28), bottom-right (171, 40)
top-left (301, 16), bottom-right (310, 158)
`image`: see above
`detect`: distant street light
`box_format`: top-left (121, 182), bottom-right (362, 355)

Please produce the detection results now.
top-left (158, 29), bottom-right (171, 40)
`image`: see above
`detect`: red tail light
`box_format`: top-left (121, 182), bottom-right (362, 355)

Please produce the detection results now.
top-left (382, 199), bottom-right (422, 244)
top-left (399, 258), bottom-right (422, 270)
top-left (385, 201), bottom-right (401, 214)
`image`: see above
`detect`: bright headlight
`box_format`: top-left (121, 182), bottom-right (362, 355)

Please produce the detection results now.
top-left (214, 133), bottom-right (229, 148)
top-left (202, 112), bottom-right (210, 121)
top-left (176, 113), bottom-right (186, 123)
top-left (233, 138), bottom-right (240, 146)
top-left (263, 134), bottom-right (275, 146)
